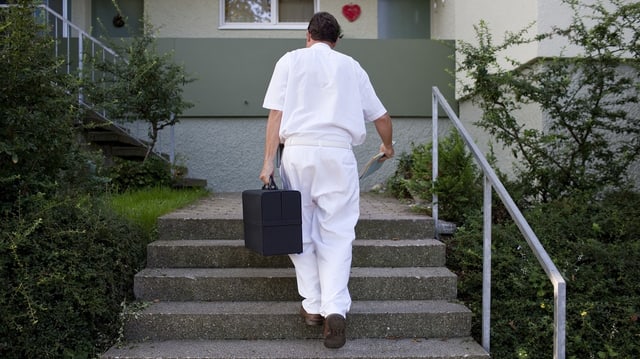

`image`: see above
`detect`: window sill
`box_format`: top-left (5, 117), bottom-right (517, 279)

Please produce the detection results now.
top-left (219, 23), bottom-right (308, 31)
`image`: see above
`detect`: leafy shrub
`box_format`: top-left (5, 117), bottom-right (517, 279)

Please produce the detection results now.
top-left (107, 157), bottom-right (173, 192)
top-left (446, 190), bottom-right (640, 358)
top-left (390, 1), bottom-right (640, 357)
top-left (0, 194), bottom-right (147, 358)
top-left (0, 1), bottom-right (84, 213)
top-left (386, 150), bottom-right (413, 200)
top-left (0, 2), bottom-right (194, 358)
top-left (387, 131), bottom-right (482, 223)
top-left (456, 0), bottom-right (640, 201)
top-left (85, 15), bottom-right (194, 159)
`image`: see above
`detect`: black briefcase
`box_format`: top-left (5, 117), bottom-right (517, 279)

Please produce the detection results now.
top-left (242, 177), bottom-right (303, 256)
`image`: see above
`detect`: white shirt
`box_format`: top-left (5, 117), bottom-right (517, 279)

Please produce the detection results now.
top-left (263, 43), bottom-right (387, 146)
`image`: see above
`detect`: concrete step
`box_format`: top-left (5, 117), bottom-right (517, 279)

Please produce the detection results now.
top-left (103, 337), bottom-right (489, 359)
top-left (157, 217), bottom-right (435, 241)
top-left (122, 300), bottom-right (473, 341)
top-left (134, 267), bottom-right (457, 302)
top-left (156, 193), bottom-right (435, 241)
top-left (146, 239), bottom-right (446, 268)
top-left (86, 130), bottom-right (143, 146)
top-left (100, 192), bottom-right (489, 359)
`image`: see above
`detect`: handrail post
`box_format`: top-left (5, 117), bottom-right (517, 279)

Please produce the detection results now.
top-left (431, 90), bottom-right (439, 238)
top-left (78, 33), bottom-right (83, 104)
top-left (482, 175), bottom-right (492, 352)
top-left (169, 116), bottom-right (176, 166)
top-left (555, 281), bottom-right (566, 359)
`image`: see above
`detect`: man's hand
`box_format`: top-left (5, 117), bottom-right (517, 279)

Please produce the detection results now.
top-left (259, 162), bottom-right (274, 186)
top-left (379, 142), bottom-right (394, 161)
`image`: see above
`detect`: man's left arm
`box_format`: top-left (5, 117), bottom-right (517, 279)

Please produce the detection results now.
top-left (373, 112), bottom-right (394, 160)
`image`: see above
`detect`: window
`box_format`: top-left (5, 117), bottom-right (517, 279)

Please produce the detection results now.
top-left (378, 0), bottom-right (430, 39)
top-left (220, 0), bottom-right (316, 29)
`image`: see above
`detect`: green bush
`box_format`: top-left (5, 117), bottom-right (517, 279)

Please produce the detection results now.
top-left (0, 194), bottom-right (147, 358)
top-left (387, 131), bottom-right (482, 223)
top-left (107, 157), bottom-right (173, 192)
top-left (0, 1), bottom-right (85, 212)
top-left (85, 15), bottom-right (194, 159)
top-left (456, 0), bottom-right (640, 201)
top-left (446, 190), bottom-right (640, 358)
top-left (0, 2), bottom-right (195, 358)
top-left (386, 150), bottom-right (413, 200)
top-left (390, 1), bottom-right (640, 357)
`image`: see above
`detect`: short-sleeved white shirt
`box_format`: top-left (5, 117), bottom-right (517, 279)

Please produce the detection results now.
top-left (263, 43), bottom-right (387, 146)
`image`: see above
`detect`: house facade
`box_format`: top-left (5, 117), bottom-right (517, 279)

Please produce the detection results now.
top-left (51, 0), bottom-right (638, 191)
top-left (64, 0), bottom-right (454, 192)
top-left (431, 0), bottom-right (640, 187)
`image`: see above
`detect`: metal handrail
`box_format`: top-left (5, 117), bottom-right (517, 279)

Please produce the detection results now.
top-left (431, 86), bottom-right (566, 359)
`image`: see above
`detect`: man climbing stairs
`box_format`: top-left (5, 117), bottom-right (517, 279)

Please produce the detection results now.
top-left (102, 192), bottom-right (489, 359)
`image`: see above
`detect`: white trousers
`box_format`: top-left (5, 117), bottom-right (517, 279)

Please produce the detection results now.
top-left (280, 140), bottom-right (359, 318)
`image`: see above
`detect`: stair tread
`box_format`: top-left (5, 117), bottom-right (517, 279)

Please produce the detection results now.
top-left (135, 300), bottom-right (471, 315)
top-left (102, 191), bottom-right (486, 358)
top-left (103, 337), bottom-right (489, 359)
top-left (159, 192), bottom-right (432, 221)
top-left (135, 266), bottom-right (456, 278)
top-left (123, 300), bottom-right (473, 342)
top-left (149, 238), bottom-right (445, 246)
top-left (146, 239), bottom-right (446, 269)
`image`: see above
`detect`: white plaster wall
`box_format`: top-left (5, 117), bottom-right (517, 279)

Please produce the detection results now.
top-left (537, 0), bottom-right (576, 57)
top-left (430, 0), bottom-right (455, 40)
top-left (71, 0), bottom-right (91, 31)
top-left (458, 101), bottom-right (543, 180)
top-left (431, 0), bottom-right (540, 60)
top-left (449, 0), bottom-right (639, 183)
top-left (144, 0), bottom-right (378, 39)
top-left (538, 0), bottom-right (637, 58)
top-left (321, 0), bottom-right (378, 39)
top-left (452, 0), bottom-right (539, 95)
top-left (441, 0), bottom-right (541, 179)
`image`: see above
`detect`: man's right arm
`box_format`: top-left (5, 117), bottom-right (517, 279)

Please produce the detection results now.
top-left (259, 109), bottom-right (283, 185)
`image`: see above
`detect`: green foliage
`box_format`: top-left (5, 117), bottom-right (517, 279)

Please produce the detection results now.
top-left (1, 2), bottom-right (201, 357)
top-left (84, 14), bottom-right (195, 160)
top-left (456, 0), bottom-right (640, 201)
top-left (391, 2), bottom-right (640, 357)
top-left (386, 150), bottom-right (413, 199)
top-left (0, 194), bottom-right (147, 359)
top-left (0, 1), bottom-right (87, 212)
top-left (447, 190), bottom-right (640, 358)
top-left (107, 157), bottom-right (173, 192)
top-left (387, 131), bottom-right (482, 223)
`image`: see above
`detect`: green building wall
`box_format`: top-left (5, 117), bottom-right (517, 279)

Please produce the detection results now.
top-left (156, 38), bottom-right (456, 118)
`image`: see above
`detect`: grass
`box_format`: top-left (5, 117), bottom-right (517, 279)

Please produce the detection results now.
top-left (106, 186), bottom-right (210, 235)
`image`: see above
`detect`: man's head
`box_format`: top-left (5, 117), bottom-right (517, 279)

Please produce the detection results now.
top-left (307, 12), bottom-right (342, 44)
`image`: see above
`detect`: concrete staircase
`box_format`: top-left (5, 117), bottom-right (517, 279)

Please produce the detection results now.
top-left (79, 112), bottom-right (208, 189)
top-left (102, 192), bottom-right (489, 359)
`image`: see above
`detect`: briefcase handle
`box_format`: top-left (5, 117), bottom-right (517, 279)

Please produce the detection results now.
top-left (263, 175), bottom-right (278, 190)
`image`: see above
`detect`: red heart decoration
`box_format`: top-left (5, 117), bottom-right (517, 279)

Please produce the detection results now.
top-left (342, 3), bottom-right (361, 22)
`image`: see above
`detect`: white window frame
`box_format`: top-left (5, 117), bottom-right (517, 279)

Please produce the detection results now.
top-left (219, 0), bottom-right (317, 30)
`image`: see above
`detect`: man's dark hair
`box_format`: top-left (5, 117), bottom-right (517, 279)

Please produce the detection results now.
top-left (307, 12), bottom-right (343, 43)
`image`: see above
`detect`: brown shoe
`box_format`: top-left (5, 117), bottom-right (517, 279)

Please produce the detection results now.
top-left (300, 307), bottom-right (323, 326)
top-left (323, 314), bottom-right (346, 349)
